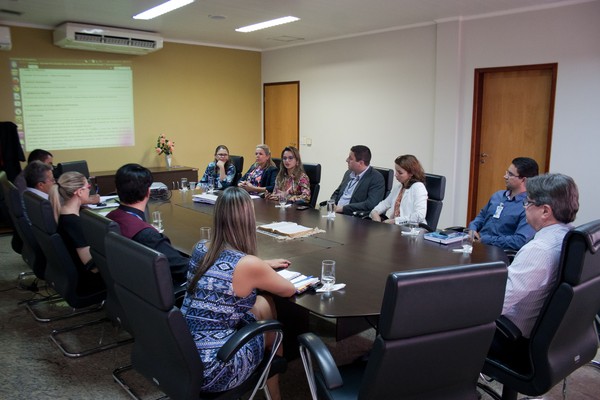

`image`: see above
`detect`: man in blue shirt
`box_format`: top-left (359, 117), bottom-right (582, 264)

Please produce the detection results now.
top-left (468, 157), bottom-right (539, 251)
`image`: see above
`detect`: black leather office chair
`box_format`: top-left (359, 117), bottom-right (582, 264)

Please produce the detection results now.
top-left (304, 163), bottom-right (321, 209)
top-left (480, 220), bottom-right (600, 400)
top-left (105, 231), bottom-right (287, 400)
top-left (23, 191), bottom-right (127, 357)
top-left (299, 261), bottom-right (507, 400)
top-left (230, 155), bottom-right (244, 186)
top-left (272, 157), bottom-right (282, 169)
top-left (423, 173), bottom-right (446, 231)
top-left (373, 166), bottom-right (394, 198)
top-left (80, 209), bottom-right (133, 335)
top-left (1, 172), bottom-right (47, 286)
top-left (54, 160), bottom-right (98, 195)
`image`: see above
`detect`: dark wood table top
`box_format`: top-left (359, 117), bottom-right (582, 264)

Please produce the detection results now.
top-left (150, 190), bottom-right (508, 319)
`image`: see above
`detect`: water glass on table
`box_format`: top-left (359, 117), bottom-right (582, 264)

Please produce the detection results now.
top-left (326, 199), bottom-right (336, 219)
top-left (152, 211), bottom-right (163, 232)
top-left (278, 193), bottom-right (288, 208)
top-left (180, 178), bottom-right (188, 191)
top-left (207, 177), bottom-right (215, 194)
top-left (321, 260), bottom-right (336, 291)
top-left (462, 229), bottom-right (474, 254)
top-left (408, 212), bottom-right (421, 235)
top-left (199, 227), bottom-right (212, 243)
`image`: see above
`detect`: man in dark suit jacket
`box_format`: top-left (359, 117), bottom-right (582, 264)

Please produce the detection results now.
top-left (330, 145), bottom-right (385, 215)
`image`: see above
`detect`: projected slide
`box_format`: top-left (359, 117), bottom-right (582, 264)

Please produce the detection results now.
top-left (11, 58), bottom-right (135, 151)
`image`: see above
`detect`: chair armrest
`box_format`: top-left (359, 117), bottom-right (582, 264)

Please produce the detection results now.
top-left (352, 211), bottom-right (370, 219)
top-left (319, 201), bottom-right (328, 207)
top-left (418, 222), bottom-right (434, 232)
top-left (495, 315), bottom-right (523, 341)
top-left (444, 226), bottom-right (466, 233)
top-left (217, 320), bottom-right (283, 362)
top-left (298, 333), bottom-right (343, 389)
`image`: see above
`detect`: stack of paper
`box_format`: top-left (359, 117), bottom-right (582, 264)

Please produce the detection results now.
top-left (192, 193), bottom-right (219, 204)
top-left (258, 221), bottom-right (315, 238)
top-left (423, 231), bottom-right (466, 245)
top-left (277, 269), bottom-right (320, 294)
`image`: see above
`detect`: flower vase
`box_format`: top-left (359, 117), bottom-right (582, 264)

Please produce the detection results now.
top-left (165, 154), bottom-right (172, 168)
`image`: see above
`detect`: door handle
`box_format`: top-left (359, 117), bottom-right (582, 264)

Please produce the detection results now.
top-left (480, 153), bottom-right (489, 164)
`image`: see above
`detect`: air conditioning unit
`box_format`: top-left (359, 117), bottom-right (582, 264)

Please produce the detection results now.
top-left (53, 22), bottom-right (163, 55)
top-left (0, 26), bottom-right (11, 51)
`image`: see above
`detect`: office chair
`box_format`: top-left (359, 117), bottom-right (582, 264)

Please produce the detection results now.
top-left (105, 232), bottom-right (286, 400)
top-left (422, 173), bottom-right (446, 231)
top-left (304, 163), bottom-right (321, 209)
top-left (23, 191), bottom-right (128, 357)
top-left (54, 160), bottom-right (98, 195)
top-left (372, 166), bottom-right (394, 198)
top-left (299, 261), bottom-right (507, 400)
top-left (272, 157), bottom-right (282, 169)
top-left (80, 209), bottom-right (133, 335)
top-left (480, 220), bottom-right (600, 400)
top-left (1, 172), bottom-right (47, 288)
top-left (230, 155), bottom-right (244, 186)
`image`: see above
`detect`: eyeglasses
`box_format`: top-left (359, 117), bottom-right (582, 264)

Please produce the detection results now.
top-left (216, 153), bottom-right (228, 157)
top-left (81, 183), bottom-right (92, 190)
top-left (505, 170), bottom-right (521, 178)
top-left (523, 199), bottom-right (541, 207)
top-left (282, 156), bottom-right (295, 161)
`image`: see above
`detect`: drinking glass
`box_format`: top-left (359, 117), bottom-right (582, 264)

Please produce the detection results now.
top-left (326, 199), bottom-right (336, 219)
top-left (462, 229), bottom-right (474, 254)
top-left (189, 181), bottom-right (197, 191)
top-left (207, 176), bottom-right (214, 194)
top-left (408, 212), bottom-right (421, 235)
top-left (321, 260), bottom-right (336, 291)
top-left (199, 227), bottom-right (212, 243)
top-left (151, 211), bottom-right (163, 231)
top-left (279, 193), bottom-right (288, 208)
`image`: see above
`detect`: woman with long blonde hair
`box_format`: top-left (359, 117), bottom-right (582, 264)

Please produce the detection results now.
top-left (182, 187), bottom-right (294, 398)
top-left (267, 146), bottom-right (311, 204)
top-left (48, 171), bottom-right (104, 291)
top-left (238, 144), bottom-right (278, 195)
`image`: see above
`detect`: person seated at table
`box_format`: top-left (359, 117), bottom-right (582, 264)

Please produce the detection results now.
top-left (24, 160), bottom-right (55, 200)
top-left (266, 146), bottom-right (310, 204)
top-left (199, 144), bottom-right (236, 190)
top-left (369, 154), bottom-right (428, 225)
top-left (14, 148), bottom-right (53, 194)
top-left (181, 187), bottom-right (295, 398)
top-left (468, 157), bottom-right (539, 251)
top-left (106, 163), bottom-right (188, 286)
top-left (489, 173), bottom-right (579, 358)
top-left (238, 144), bottom-right (278, 196)
top-left (48, 171), bottom-right (104, 292)
top-left (329, 145), bottom-right (385, 215)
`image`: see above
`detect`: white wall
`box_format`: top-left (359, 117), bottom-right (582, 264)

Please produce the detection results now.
top-left (263, 0), bottom-right (600, 226)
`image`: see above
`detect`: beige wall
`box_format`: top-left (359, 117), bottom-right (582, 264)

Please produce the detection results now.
top-left (0, 26), bottom-right (262, 177)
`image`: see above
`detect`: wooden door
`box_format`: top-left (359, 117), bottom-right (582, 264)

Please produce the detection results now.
top-left (264, 82), bottom-right (299, 155)
top-left (467, 64), bottom-right (557, 222)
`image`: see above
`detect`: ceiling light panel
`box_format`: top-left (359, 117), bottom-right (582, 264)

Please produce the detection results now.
top-left (236, 16), bottom-right (300, 33)
top-left (133, 0), bottom-right (195, 20)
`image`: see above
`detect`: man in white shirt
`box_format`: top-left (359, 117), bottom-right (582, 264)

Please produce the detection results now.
top-left (24, 160), bottom-right (55, 200)
top-left (489, 173), bottom-right (579, 358)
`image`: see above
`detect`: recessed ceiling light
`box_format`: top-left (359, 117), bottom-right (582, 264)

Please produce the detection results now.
top-left (133, 0), bottom-right (195, 20)
top-left (235, 16), bottom-right (300, 33)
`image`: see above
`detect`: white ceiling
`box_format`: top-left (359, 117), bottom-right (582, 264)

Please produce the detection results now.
top-left (0, 0), bottom-right (586, 51)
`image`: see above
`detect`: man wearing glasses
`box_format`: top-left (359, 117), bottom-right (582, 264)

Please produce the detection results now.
top-left (467, 157), bottom-right (539, 251)
top-left (493, 173), bottom-right (579, 350)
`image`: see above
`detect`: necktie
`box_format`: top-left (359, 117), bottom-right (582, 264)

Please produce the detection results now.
top-left (393, 187), bottom-right (405, 217)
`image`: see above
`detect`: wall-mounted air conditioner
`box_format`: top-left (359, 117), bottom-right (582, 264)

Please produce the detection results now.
top-left (0, 26), bottom-right (11, 51)
top-left (53, 22), bottom-right (163, 55)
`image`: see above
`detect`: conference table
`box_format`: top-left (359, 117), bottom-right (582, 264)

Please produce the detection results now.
top-left (149, 189), bottom-right (508, 356)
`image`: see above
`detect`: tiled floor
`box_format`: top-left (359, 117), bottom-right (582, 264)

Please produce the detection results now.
top-left (1, 233), bottom-right (599, 399)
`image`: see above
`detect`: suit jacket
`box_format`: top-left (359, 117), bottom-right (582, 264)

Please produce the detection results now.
top-left (331, 167), bottom-right (385, 215)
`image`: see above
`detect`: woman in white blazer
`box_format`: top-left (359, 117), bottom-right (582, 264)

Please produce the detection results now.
top-left (370, 154), bottom-right (428, 225)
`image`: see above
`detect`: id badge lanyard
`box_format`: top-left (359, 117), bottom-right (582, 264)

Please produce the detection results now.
top-left (493, 203), bottom-right (504, 219)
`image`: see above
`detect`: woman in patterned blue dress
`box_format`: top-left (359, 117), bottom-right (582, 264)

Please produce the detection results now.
top-left (199, 144), bottom-right (236, 189)
top-left (181, 187), bottom-right (295, 398)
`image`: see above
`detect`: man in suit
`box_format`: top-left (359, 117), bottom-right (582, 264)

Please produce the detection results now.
top-left (330, 145), bottom-right (385, 215)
